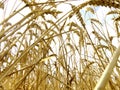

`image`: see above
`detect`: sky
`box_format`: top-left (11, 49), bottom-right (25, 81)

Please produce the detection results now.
top-left (0, 0), bottom-right (119, 69)
top-left (0, 0), bottom-right (119, 54)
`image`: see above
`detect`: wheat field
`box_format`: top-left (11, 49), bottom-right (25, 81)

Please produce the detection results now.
top-left (0, 0), bottom-right (120, 90)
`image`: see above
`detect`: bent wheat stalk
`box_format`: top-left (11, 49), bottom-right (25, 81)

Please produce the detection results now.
top-left (94, 44), bottom-right (120, 90)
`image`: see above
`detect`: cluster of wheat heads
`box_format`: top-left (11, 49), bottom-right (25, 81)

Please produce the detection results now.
top-left (0, 0), bottom-right (120, 90)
